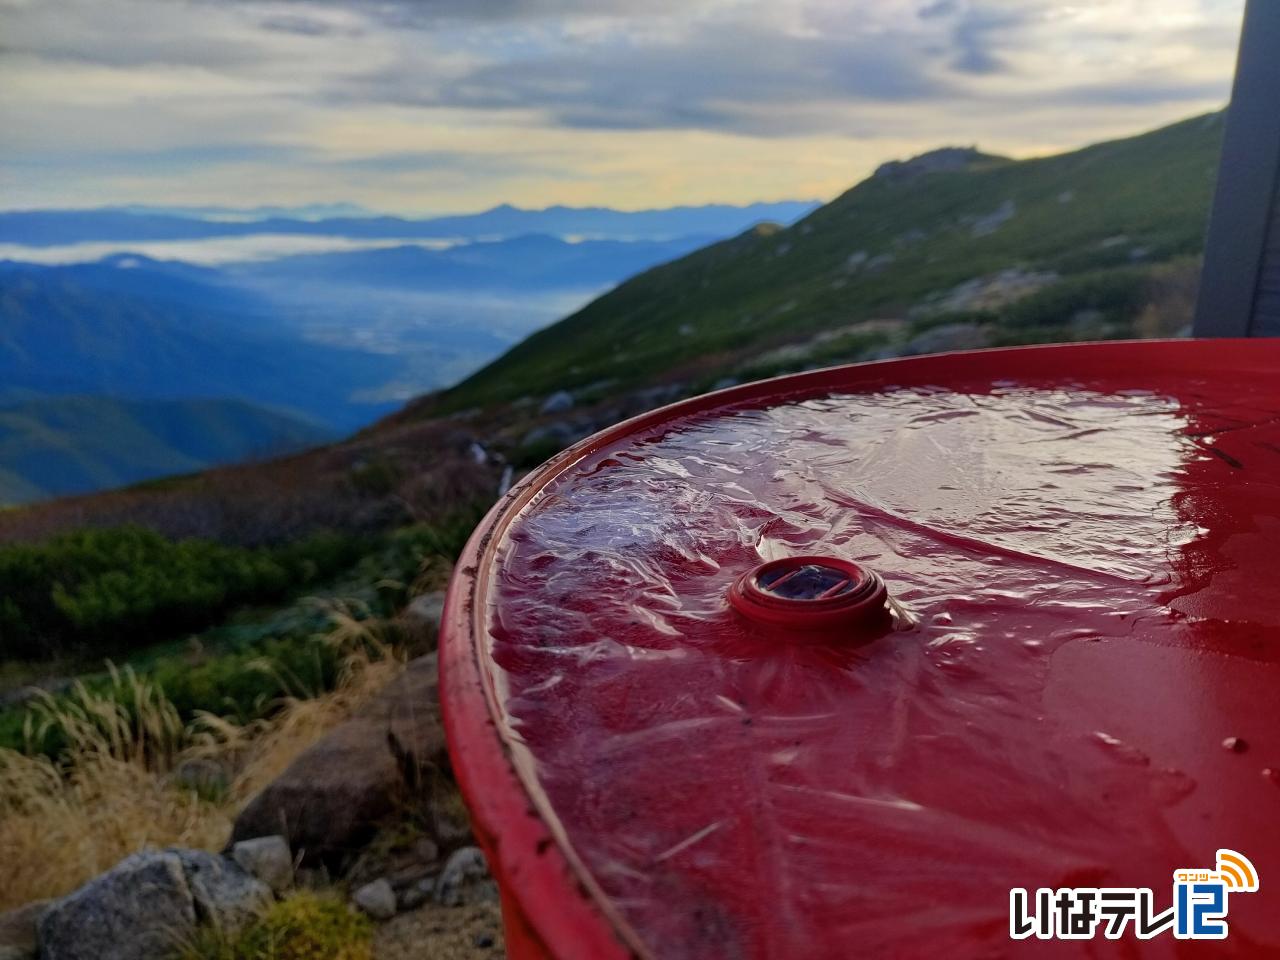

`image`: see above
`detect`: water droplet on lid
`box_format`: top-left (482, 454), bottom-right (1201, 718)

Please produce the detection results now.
top-left (931, 612), bottom-right (954, 626)
top-left (1263, 768), bottom-right (1280, 787)
top-left (1022, 639), bottom-right (1044, 651)
top-left (1222, 737), bottom-right (1248, 753)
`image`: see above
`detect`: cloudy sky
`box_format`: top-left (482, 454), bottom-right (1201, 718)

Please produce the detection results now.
top-left (0, 0), bottom-right (1246, 214)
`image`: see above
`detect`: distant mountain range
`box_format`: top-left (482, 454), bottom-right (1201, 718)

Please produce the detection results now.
top-left (0, 258), bottom-right (402, 428)
top-left (234, 233), bottom-right (714, 292)
top-left (0, 201), bottom-right (803, 502)
top-left (0, 395), bottom-right (331, 505)
top-left (0, 201), bottom-right (819, 247)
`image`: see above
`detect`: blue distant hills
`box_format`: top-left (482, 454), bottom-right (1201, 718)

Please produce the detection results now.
top-left (0, 200), bottom-right (816, 503)
top-left (0, 200), bottom-right (819, 247)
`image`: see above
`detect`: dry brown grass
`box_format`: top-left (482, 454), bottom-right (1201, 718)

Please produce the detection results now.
top-left (0, 606), bottom-right (408, 912)
top-left (0, 666), bottom-right (232, 909)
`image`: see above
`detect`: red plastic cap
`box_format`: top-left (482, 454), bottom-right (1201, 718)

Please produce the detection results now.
top-left (728, 555), bottom-right (889, 635)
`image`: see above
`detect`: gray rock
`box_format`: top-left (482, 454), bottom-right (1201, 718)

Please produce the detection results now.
top-left (231, 836), bottom-right (294, 895)
top-left (0, 900), bottom-right (48, 960)
top-left (38, 852), bottom-right (201, 960)
top-left (970, 199), bottom-right (1016, 237)
top-left (397, 877), bottom-right (434, 912)
top-left (230, 657), bottom-right (448, 868)
top-left (352, 879), bottom-right (397, 921)
top-left (864, 253), bottom-right (896, 274)
top-left (169, 758), bottom-right (229, 798)
top-left (176, 849), bottom-right (272, 932)
top-left (434, 847), bottom-right (497, 907)
top-left (925, 268), bottom-right (1057, 315)
top-left (413, 836), bottom-right (441, 864)
top-left (520, 420), bottom-right (578, 450)
top-left (539, 390), bottom-right (574, 414)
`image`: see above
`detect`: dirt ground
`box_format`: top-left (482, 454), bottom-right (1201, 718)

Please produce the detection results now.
top-left (374, 901), bottom-right (506, 959)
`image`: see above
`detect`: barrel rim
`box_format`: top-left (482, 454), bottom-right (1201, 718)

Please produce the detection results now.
top-left (438, 337), bottom-right (1280, 958)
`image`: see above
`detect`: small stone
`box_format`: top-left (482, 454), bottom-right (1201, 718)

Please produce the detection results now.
top-left (434, 847), bottom-right (495, 907)
top-left (1222, 737), bottom-right (1248, 754)
top-left (385, 861), bottom-right (435, 890)
top-left (539, 390), bottom-right (574, 415)
top-left (231, 836), bottom-right (294, 894)
top-left (352, 879), bottom-right (397, 921)
top-left (397, 877), bottom-right (434, 912)
top-left (413, 837), bottom-right (440, 864)
top-left (474, 932), bottom-right (495, 949)
top-left (170, 758), bottom-right (229, 798)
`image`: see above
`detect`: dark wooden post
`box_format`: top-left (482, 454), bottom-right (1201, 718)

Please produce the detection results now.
top-left (1194, 0), bottom-right (1280, 337)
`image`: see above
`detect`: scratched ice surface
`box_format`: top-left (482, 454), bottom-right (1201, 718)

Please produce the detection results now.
top-left (483, 378), bottom-right (1280, 958)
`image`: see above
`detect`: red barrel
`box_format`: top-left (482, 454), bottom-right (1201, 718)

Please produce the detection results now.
top-left (440, 340), bottom-right (1280, 958)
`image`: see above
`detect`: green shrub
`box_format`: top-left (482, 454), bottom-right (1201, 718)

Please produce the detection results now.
top-left (182, 891), bottom-right (372, 960)
top-left (1001, 269), bottom-right (1148, 329)
top-left (0, 527), bottom-right (365, 661)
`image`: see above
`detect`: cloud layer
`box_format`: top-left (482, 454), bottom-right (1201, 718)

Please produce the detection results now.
top-left (0, 0), bottom-right (1245, 211)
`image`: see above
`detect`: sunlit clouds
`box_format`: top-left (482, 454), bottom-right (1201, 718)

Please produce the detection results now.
top-left (0, 0), bottom-right (1245, 212)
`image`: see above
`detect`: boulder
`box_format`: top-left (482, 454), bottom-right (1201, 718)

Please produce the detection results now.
top-left (175, 849), bottom-right (273, 932)
top-left (38, 853), bottom-right (195, 960)
top-left (352, 879), bottom-right (397, 921)
top-left (37, 850), bottom-right (268, 960)
top-left (231, 836), bottom-right (294, 895)
top-left (0, 900), bottom-right (48, 960)
top-left (230, 656), bottom-right (449, 867)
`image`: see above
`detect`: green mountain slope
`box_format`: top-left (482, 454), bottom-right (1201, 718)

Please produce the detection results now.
top-left (0, 396), bottom-right (332, 505)
top-left (439, 113), bottom-right (1222, 411)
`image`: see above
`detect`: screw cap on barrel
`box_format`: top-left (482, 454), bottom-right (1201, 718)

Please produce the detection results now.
top-left (729, 555), bottom-right (889, 635)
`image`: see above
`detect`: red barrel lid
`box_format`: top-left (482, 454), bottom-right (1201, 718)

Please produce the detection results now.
top-left (441, 339), bottom-right (1280, 959)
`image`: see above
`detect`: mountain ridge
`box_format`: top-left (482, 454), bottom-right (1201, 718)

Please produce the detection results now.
top-left (0, 201), bottom-right (819, 247)
top-left (0, 395), bottom-right (332, 505)
top-left (432, 112), bottom-right (1222, 414)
